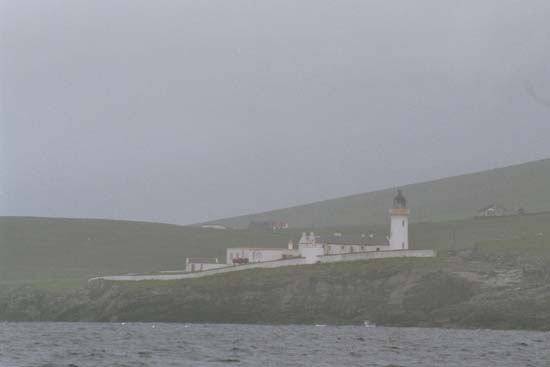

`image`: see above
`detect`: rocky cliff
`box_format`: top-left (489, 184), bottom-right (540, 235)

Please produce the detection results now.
top-left (2, 241), bottom-right (549, 330)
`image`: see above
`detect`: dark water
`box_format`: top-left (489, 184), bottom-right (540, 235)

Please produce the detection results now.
top-left (0, 323), bottom-right (548, 367)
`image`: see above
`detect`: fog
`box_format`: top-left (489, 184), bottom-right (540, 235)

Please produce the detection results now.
top-left (1, 0), bottom-right (549, 224)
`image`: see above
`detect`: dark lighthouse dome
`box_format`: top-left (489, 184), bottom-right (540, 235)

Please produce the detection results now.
top-left (393, 190), bottom-right (407, 209)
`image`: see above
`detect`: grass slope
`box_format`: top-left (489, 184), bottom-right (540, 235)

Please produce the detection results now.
top-left (206, 158), bottom-right (550, 228)
top-left (1, 212), bottom-right (549, 328)
top-left (0, 217), bottom-right (291, 285)
top-left (2, 233), bottom-right (550, 329)
top-left (1, 212), bottom-right (550, 287)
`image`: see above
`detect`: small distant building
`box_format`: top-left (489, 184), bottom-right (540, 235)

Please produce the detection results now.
top-left (248, 221), bottom-right (289, 231)
top-left (200, 224), bottom-right (228, 230)
top-left (273, 222), bottom-right (289, 230)
top-left (185, 258), bottom-right (226, 272)
top-left (477, 204), bottom-right (507, 217)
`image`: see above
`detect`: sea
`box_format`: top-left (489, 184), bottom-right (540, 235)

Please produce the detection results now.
top-left (0, 323), bottom-right (548, 367)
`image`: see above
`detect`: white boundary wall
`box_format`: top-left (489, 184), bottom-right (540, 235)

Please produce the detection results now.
top-left (90, 257), bottom-right (307, 282)
top-left (89, 249), bottom-right (436, 282)
top-left (317, 249), bottom-right (435, 264)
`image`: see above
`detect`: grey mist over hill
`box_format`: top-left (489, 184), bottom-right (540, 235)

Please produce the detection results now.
top-left (207, 159), bottom-right (550, 228)
top-left (2, 1), bottom-right (550, 225)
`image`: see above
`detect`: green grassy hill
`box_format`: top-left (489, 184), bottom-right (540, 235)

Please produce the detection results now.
top-left (0, 217), bottom-right (293, 285)
top-left (2, 228), bottom-right (550, 329)
top-left (1, 158), bottom-right (549, 328)
top-left (206, 158), bottom-right (550, 228)
top-left (1, 212), bottom-right (550, 286)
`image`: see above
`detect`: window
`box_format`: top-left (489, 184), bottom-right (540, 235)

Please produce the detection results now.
top-left (402, 242), bottom-right (405, 249)
top-left (402, 220), bottom-right (405, 227)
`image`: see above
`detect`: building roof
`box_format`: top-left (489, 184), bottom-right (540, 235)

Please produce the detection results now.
top-left (226, 247), bottom-right (294, 251)
top-left (317, 234), bottom-right (389, 247)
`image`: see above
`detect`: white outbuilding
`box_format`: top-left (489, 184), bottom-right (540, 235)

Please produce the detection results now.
top-left (297, 232), bottom-right (325, 264)
top-left (185, 258), bottom-right (226, 272)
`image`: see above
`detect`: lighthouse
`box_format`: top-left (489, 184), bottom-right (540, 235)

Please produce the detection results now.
top-left (389, 190), bottom-right (409, 250)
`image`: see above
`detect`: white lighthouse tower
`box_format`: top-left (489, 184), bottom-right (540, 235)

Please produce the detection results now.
top-left (389, 190), bottom-right (409, 250)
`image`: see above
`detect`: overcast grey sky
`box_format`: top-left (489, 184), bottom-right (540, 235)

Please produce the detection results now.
top-left (1, 0), bottom-right (550, 225)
